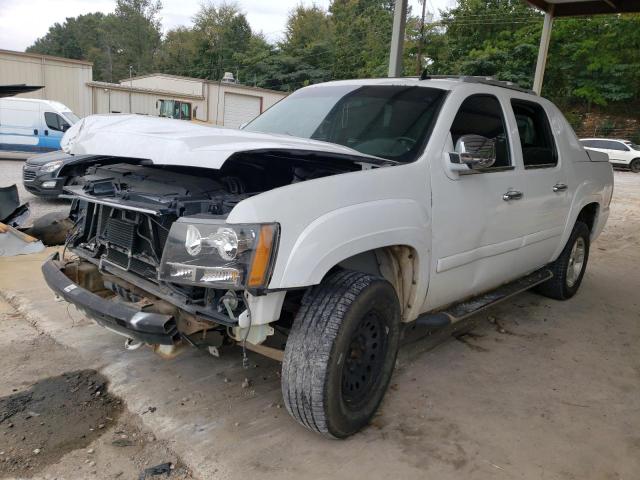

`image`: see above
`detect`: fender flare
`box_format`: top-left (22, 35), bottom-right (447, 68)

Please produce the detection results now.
top-left (553, 183), bottom-right (603, 260)
top-left (275, 198), bottom-right (430, 320)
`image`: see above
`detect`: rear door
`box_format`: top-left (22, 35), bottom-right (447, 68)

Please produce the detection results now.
top-left (602, 140), bottom-right (632, 165)
top-left (507, 98), bottom-right (570, 271)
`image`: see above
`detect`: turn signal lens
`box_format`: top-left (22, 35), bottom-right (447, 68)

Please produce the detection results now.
top-left (248, 224), bottom-right (277, 288)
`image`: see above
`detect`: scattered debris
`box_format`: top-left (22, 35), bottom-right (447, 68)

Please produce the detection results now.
top-left (138, 462), bottom-right (173, 479)
top-left (0, 222), bottom-right (44, 257)
top-left (112, 438), bottom-right (134, 447)
top-left (0, 184), bottom-right (30, 228)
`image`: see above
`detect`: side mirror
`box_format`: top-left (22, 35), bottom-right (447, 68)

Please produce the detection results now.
top-left (61, 124), bottom-right (70, 132)
top-left (449, 135), bottom-right (496, 172)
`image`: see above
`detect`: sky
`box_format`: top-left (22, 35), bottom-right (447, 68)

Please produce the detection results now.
top-left (0, 0), bottom-right (457, 52)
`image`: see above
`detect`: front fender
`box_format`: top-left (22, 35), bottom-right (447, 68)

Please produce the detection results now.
top-left (279, 198), bottom-right (430, 287)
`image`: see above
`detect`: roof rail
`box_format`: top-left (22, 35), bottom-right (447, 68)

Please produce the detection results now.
top-left (419, 73), bottom-right (536, 95)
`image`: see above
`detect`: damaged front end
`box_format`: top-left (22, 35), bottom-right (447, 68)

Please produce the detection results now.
top-left (41, 150), bottom-right (361, 359)
top-left (42, 161), bottom-right (283, 357)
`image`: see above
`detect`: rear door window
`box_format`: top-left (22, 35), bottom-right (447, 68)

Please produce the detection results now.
top-left (511, 100), bottom-right (557, 168)
top-left (606, 141), bottom-right (629, 151)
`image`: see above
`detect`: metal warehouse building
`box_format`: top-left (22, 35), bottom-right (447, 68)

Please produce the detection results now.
top-left (0, 49), bottom-right (286, 127)
top-left (0, 49), bottom-right (93, 117)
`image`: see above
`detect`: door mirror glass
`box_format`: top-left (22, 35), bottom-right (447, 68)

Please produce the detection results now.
top-left (453, 134), bottom-right (496, 169)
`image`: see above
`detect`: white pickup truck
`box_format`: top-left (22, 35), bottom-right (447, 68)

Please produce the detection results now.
top-left (43, 76), bottom-right (613, 438)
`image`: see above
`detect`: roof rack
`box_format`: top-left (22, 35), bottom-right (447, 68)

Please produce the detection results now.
top-left (419, 73), bottom-right (536, 95)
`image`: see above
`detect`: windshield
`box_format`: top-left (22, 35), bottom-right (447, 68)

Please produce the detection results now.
top-left (626, 142), bottom-right (640, 151)
top-left (62, 111), bottom-right (80, 124)
top-left (244, 85), bottom-right (445, 162)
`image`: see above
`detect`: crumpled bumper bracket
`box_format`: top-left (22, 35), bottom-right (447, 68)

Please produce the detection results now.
top-left (42, 252), bottom-right (179, 345)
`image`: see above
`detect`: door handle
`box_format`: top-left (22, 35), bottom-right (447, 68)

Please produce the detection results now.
top-left (33, 129), bottom-right (38, 135)
top-left (553, 183), bottom-right (568, 192)
top-left (503, 190), bottom-right (523, 201)
top-left (44, 129), bottom-right (49, 136)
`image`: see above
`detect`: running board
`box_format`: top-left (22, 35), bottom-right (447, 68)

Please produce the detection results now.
top-left (415, 268), bottom-right (553, 328)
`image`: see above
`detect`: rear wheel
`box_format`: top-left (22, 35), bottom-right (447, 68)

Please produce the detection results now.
top-left (281, 270), bottom-right (401, 438)
top-left (630, 158), bottom-right (640, 173)
top-left (536, 221), bottom-right (590, 300)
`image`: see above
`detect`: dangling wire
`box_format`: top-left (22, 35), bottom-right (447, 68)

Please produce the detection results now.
top-left (242, 293), bottom-right (253, 369)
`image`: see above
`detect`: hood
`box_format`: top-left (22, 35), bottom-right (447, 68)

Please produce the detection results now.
top-left (25, 150), bottom-right (71, 166)
top-left (26, 150), bottom-right (93, 166)
top-left (61, 114), bottom-right (386, 169)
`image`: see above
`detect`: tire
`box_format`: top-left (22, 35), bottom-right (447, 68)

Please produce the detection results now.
top-left (281, 270), bottom-right (401, 438)
top-left (536, 221), bottom-right (590, 300)
top-left (630, 159), bottom-right (640, 173)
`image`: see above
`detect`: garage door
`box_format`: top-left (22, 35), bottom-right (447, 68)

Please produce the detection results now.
top-left (223, 93), bottom-right (261, 128)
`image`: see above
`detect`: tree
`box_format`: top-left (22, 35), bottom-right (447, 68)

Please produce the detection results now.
top-left (330, 0), bottom-right (394, 79)
top-left (191, 1), bottom-right (252, 81)
top-left (112, 0), bottom-right (163, 80)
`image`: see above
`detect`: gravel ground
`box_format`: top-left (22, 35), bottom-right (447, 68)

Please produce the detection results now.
top-left (0, 158), bottom-right (70, 224)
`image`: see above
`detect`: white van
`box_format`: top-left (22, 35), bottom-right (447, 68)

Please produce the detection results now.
top-left (0, 98), bottom-right (80, 154)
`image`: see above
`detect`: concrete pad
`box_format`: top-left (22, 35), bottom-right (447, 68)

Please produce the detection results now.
top-left (0, 172), bottom-right (639, 479)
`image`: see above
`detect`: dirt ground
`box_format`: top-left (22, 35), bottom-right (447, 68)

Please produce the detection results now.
top-left (0, 299), bottom-right (193, 480)
top-left (0, 170), bottom-right (638, 480)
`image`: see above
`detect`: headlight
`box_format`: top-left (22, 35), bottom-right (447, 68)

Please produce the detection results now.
top-left (40, 160), bottom-right (64, 173)
top-left (159, 219), bottom-right (279, 289)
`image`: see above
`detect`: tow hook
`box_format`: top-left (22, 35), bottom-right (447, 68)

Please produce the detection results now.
top-left (124, 337), bottom-right (143, 351)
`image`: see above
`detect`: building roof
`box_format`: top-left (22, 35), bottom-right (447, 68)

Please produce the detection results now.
top-left (0, 48), bottom-right (93, 66)
top-left (526, 0), bottom-right (640, 16)
top-left (87, 81), bottom-right (205, 100)
top-left (0, 84), bottom-right (43, 98)
top-left (119, 73), bottom-right (287, 96)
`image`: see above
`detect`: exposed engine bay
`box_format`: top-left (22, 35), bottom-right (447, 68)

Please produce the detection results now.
top-left (58, 152), bottom-right (364, 355)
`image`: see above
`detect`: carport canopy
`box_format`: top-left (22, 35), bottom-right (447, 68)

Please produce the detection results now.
top-left (527, 1), bottom-right (640, 94)
top-left (387, 0), bottom-right (640, 93)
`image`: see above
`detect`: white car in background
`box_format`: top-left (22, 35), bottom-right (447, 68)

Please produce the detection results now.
top-left (580, 138), bottom-right (640, 173)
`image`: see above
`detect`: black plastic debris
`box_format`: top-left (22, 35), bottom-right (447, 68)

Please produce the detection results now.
top-left (0, 185), bottom-right (31, 228)
top-left (138, 462), bottom-right (173, 479)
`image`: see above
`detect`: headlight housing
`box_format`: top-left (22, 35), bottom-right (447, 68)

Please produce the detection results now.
top-left (158, 219), bottom-right (279, 290)
top-left (40, 160), bottom-right (64, 173)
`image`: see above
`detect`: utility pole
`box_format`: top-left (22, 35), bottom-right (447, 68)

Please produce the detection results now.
top-left (388, 0), bottom-right (408, 77)
top-left (129, 65), bottom-right (133, 113)
top-left (416, 0), bottom-right (428, 75)
top-left (532, 5), bottom-right (554, 95)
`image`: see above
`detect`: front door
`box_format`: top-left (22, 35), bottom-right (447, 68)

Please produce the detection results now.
top-left (425, 93), bottom-right (530, 311)
top-left (41, 108), bottom-right (69, 150)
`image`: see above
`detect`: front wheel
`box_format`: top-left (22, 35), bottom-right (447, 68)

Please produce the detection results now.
top-left (536, 221), bottom-right (590, 300)
top-left (281, 270), bottom-right (401, 438)
top-left (630, 158), bottom-right (640, 173)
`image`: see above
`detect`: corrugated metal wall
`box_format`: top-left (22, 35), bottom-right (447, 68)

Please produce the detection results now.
top-left (0, 50), bottom-right (92, 117)
top-left (0, 52), bottom-right (286, 125)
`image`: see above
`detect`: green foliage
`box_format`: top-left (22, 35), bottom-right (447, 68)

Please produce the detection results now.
top-left (25, 0), bottom-right (640, 113)
top-left (27, 0), bottom-right (162, 82)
